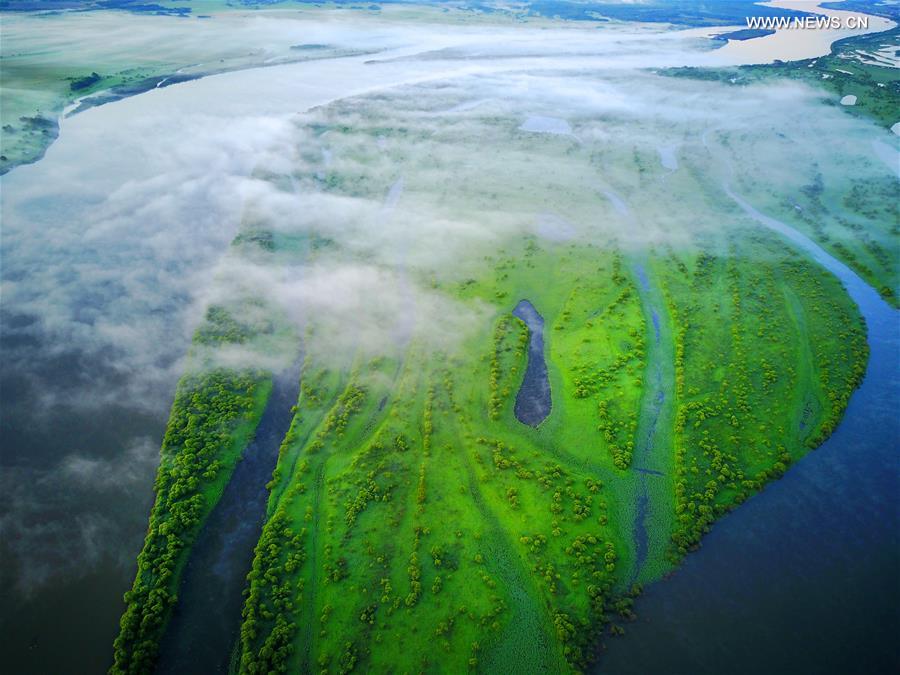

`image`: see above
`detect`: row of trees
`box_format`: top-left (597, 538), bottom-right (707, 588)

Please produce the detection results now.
top-left (239, 507), bottom-right (305, 674)
top-left (240, 366), bottom-right (386, 674)
top-left (488, 315), bottom-right (527, 420)
top-left (112, 369), bottom-right (268, 674)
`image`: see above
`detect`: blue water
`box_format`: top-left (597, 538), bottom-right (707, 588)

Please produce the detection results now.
top-left (512, 299), bottom-right (552, 427)
top-left (598, 191), bottom-right (900, 673)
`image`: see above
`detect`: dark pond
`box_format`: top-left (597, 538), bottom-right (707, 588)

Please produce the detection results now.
top-left (512, 299), bottom-right (552, 427)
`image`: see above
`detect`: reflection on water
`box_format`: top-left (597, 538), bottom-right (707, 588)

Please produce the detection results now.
top-left (1, 7), bottom-right (896, 673)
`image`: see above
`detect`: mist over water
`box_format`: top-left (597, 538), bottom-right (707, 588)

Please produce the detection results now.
top-left (1, 5), bottom-right (897, 673)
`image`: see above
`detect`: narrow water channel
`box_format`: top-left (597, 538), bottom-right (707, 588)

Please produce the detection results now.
top-left (629, 264), bottom-right (675, 585)
top-left (512, 300), bottom-right (552, 427)
top-left (598, 190), bottom-right (900, 673)
top-left (155, 359), bottom-right (302, 675)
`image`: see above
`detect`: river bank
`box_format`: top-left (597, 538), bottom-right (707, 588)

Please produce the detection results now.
top-left (2, 6), bottom-right (896, 672)
top-left (3, 1), bottom-right (893, 176)
top-left (708, 0), bottom-right (895, 65)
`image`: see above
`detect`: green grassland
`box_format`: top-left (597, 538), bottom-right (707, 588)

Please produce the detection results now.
top-left (111, 60), bottom-right (878, 673)
top-left (655, 233), bottom-right (867, 556)
top-left (231, 237), bottom-right (866, 674)
top-left (237, 240), bottom-right (647, 674)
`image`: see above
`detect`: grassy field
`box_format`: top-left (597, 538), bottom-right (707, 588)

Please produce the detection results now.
top-left (231, 235), bottom-right (866, 674)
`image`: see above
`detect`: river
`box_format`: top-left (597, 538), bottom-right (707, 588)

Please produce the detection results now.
top-left (709, 0), bottom-right (895, 65)
top-left (1, 8), bottom-right (896, 673)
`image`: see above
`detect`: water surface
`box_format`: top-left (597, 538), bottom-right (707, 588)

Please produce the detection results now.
top-left (710, 1), bottom-right (894, 65)
top-left (512, 300), bottom-right (552, 427)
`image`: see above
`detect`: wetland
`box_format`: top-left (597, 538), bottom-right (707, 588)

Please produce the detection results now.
top-left (1, 2), bottom-right (897, 673)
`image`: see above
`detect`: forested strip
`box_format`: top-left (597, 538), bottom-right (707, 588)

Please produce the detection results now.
top-left (111, 368), bottom-right (271, 674)
top-left (664, 243), bottom-right (868, 559)
top-left (239, 374), bottom-right (369, 674)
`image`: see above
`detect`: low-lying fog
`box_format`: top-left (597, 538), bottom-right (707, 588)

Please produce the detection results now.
top-left (1, 6), bottom-right (897, 671)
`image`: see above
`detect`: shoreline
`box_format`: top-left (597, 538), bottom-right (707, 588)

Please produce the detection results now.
top-left (3, 5), bottom-right (897, 672)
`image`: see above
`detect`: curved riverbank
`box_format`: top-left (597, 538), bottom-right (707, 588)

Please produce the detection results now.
top-left (597, 191), bottom-right (899, 674)
top-left (3, 8), bottom-right (897, 673)
top-left (6, 1), bottom-right (892, 178)
top-left (708, 0), bottom-right (895, 65)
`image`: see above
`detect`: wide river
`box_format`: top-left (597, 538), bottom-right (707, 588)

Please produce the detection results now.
top-left (0, 6), bottom-right (896, 673)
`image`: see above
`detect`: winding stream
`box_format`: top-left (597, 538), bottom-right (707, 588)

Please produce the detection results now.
top-left (155, 360), bottom-right (302, 675)
top-left (512, 300), bottom-right (552, 427)
top-left (598, 192), bottom-right (900, 673)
